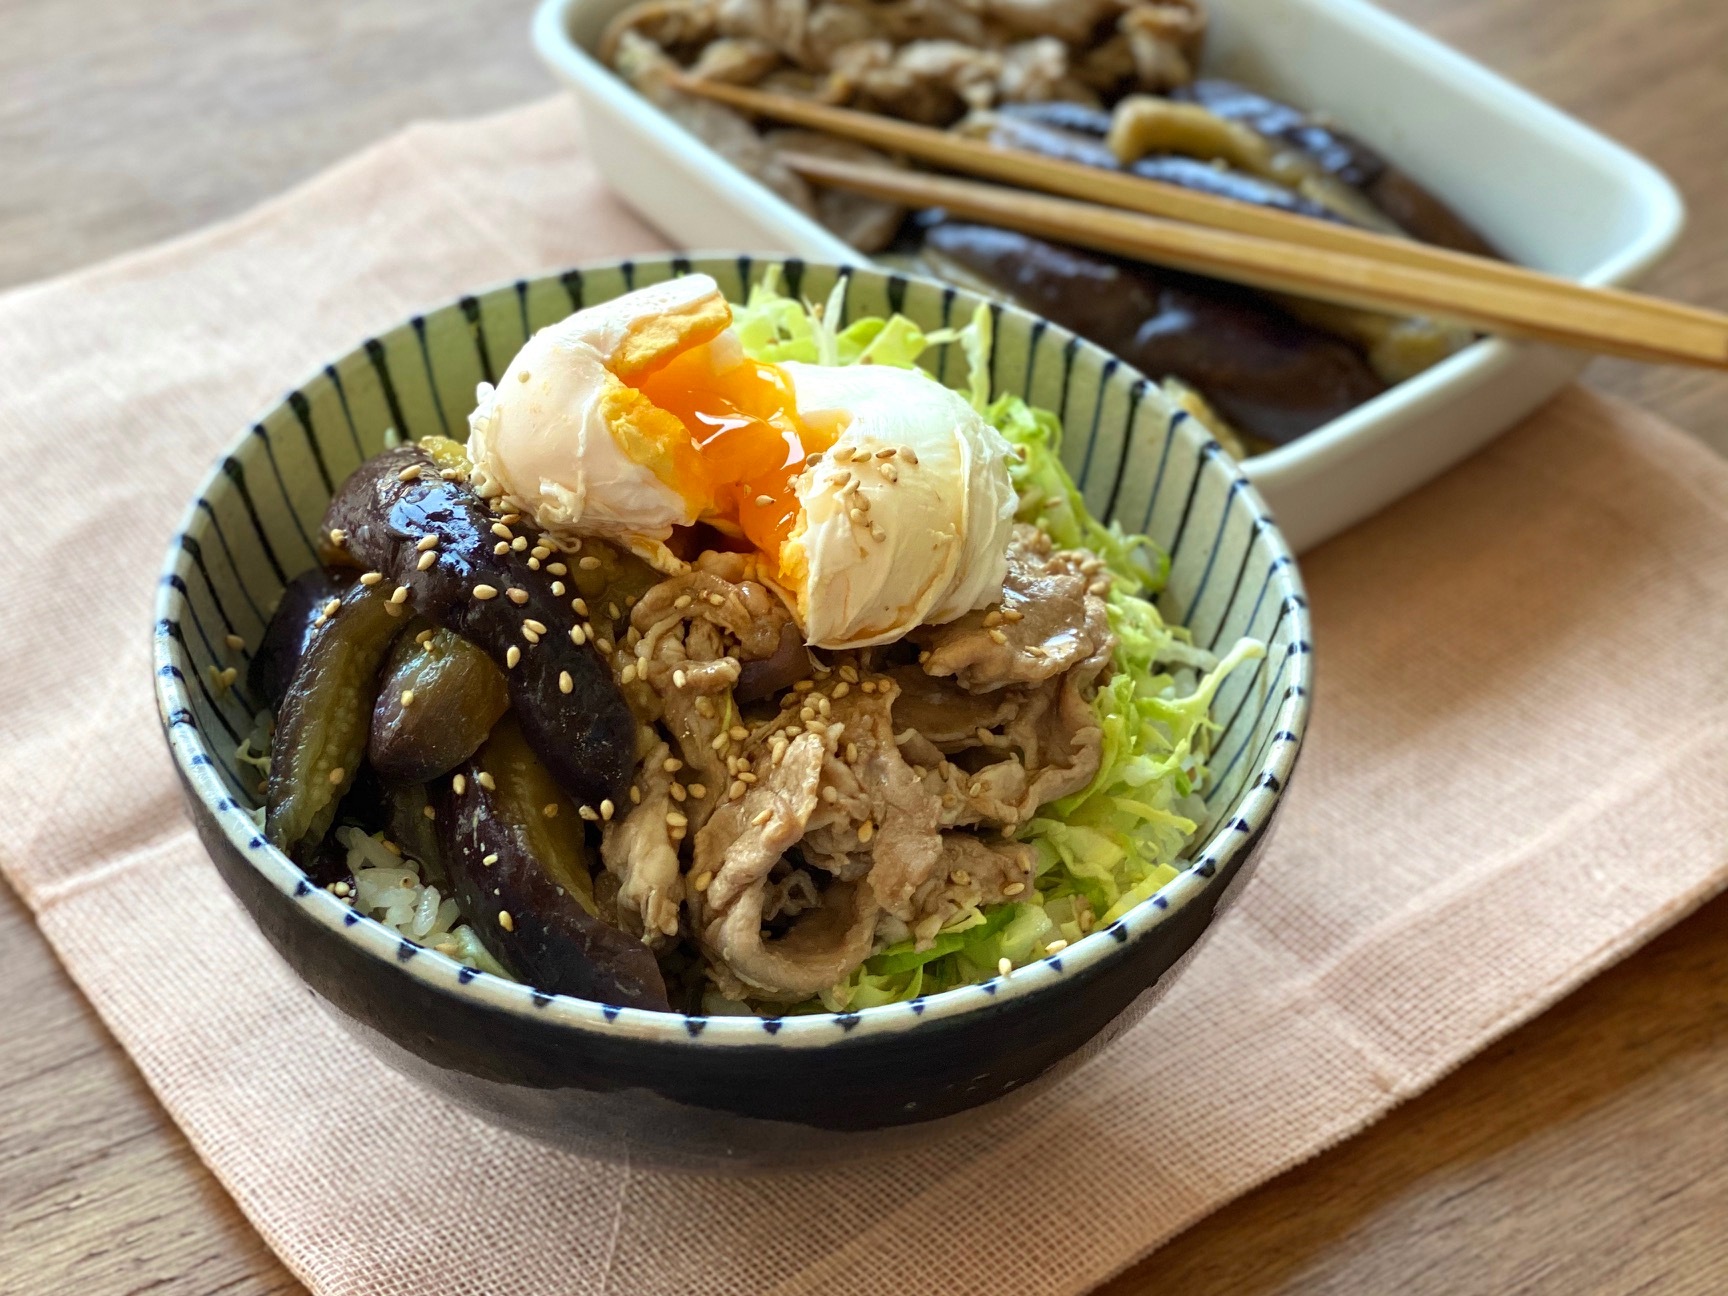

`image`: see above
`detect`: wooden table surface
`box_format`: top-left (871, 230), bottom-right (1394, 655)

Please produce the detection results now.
top-left (4, 1), bottom-right (1726, 1292)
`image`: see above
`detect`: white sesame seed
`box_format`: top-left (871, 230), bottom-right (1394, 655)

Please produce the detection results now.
top-left (400, 688), bottom-right (415, 706)
top-left (328, 528), bottom-right (347, 547)
top-left (477, 771), bottom-right (496, 791)
top-left (601, 799), bottom-right (615, 821)
top-left (729, 780), bottom-right (747, 800)
top-left (832, 682), bottom-right (850, 699)
top-left (629, 785), bottom-right (641, 804)
top-left (506, 587), bottom-right (528, 605)
top-left (674, 594), bottom-right (692, 610)
top-left (988, 628), bottom-right (1008, 645)
top-left (416, 534), bottom-right (439, 551)
top-left (548, 562), bottom-right (568, 577)
top-left (879, 463), bottom-right (898, 483)
top-left (750, 808), bottom-right (772, 827)
top-left (323, 598), bottom-right (341, 617)
top-left (397, 465), bottom-right (422, 482)
top-left (620, 663), bottom-right (637, 684)
top-left (693, 870), bottom-right (713, 892)
top-left (707, 593), bottom-right (725, 607)
top-left (327, 766), bottom-right (346, 785)
top-left (506, 645), bottom-right (521, 668)
top-left (1004, 881), bottom-right (1026, 896)
top-left (359, 571), bottom-right (383, 586)
top-left (578, 805), bottom-right (598, 822)
top-left (578, 556), bottom-right (601, 571)
top-left (473, 584), bottom-right (498, 600)
top-left (498, 910), bottom-right (515, 932)
top-left (417, 550), bottom-right (437, 570)
top-left (491, 522), bottom-right (513, 540)
top-left (997, 957), bottom-right (1012, 977)
top-left (511, 536), bottom-right (528, 552)
top-left (452, 773), bottom-right (467, 795)
top-left (821, 786), bottom-right (839, 803)
top-left (389, 586), bottom-right (409, 605)
top-left (1046, 939), bottom-right (1068, 954)
top-left (531, 545), bottom-right (550, 560)
top-left (550, 581), bottom-right (566, 596)
top-left (570, 624), bottom-right (586, 646)
top-left (482, 852), bottom-right (499, 866)
top-left (673, 669), bottom-right (687, 688)
top-left (902, 447), bottom-right (918, 466)
top-left (224, 633), bottom-right (245, 651)
top-left (728, 725), bottom-right (748, 741)
top-left (669, 782), bottom-right (687, 802)
top-left (494, 541), bottom-right (510, 556)
top-left (688, 783), bottom-right (706, 799)
top-left (665, 810), bottom-right (687, 828)
top-left (857, 819), bottom-right (874, 844)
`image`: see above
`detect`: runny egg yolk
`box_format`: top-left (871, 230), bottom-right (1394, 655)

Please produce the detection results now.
top-left (634, 341), bottom-right (840, 557)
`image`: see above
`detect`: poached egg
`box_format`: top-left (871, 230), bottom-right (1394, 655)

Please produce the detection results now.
top-left (466, 275), bottom-right (1017, 648)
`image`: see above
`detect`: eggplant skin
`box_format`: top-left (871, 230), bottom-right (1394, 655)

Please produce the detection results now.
top-left (369, 626), bottom-right (509, 784)
top-left (925, 222), bottom-right (1384, 446)
top-left (249, 567), bottom-right (349, 713)
top-left (322, 446), bottom-right (636, 812)
top-left (434, 720), bottom-right (670, 1011)
top-left (265, 581), bottom-right (405, 861)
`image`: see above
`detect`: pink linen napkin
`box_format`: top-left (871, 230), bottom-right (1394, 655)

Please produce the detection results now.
top-left (3, 96), bottom-right (1728, 1296)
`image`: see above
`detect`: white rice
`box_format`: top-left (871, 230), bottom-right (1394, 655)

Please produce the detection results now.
top-left (335, 825), bottom-right (510, 978)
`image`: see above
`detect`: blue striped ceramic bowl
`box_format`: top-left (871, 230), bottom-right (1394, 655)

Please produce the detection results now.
top-left (154, 254), bottom-right (1311, 1166)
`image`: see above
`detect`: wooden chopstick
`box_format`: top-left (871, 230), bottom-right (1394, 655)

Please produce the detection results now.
top-left (671, 75), bottom-right (1728, 364)
top-left (776, 152), bottom-right (1728, 368)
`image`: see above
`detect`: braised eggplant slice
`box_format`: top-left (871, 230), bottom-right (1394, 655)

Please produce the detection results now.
top-left (973, 112), bottom-right (1343, 223)
top-left (248, 567), bottom-right (349, 712)
top-left (924, 222), bottom-right (1384, 446)
top-left (322, 446), bottom-right (636, 811)
top-left (369, 625), bottom-right (509, 784)
top-left (1173, 78), bottom-right (1499, 256)
top-left (265, 581), bottom-right (405, 860)
top-left (434, 719), bottom-right (669, 1010)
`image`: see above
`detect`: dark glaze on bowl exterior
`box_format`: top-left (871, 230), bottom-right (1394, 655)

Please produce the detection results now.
top-left (153, 254), bottom-right (1311, 1167)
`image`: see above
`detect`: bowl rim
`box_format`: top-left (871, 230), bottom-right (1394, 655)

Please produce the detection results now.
top-left (153, 252), bottom-right (1312, 1049)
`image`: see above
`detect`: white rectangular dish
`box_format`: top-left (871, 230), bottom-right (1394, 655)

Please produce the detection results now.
top-left (533, 0), bottom-right (1684, 552)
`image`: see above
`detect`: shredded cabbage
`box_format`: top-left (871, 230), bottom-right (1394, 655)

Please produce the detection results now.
top-left (734, 279), bottom-right (1263, 1009)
